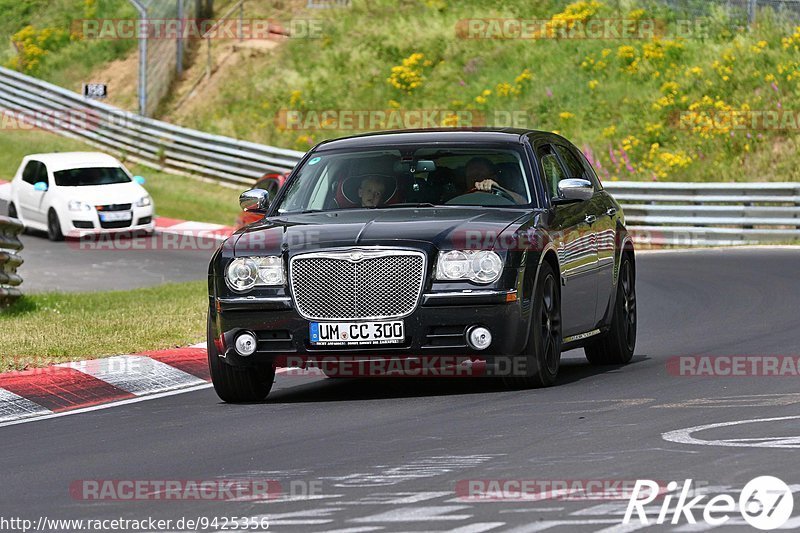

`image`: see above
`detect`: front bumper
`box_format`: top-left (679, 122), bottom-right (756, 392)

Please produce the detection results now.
top-left (65, 205), bottom-right (155, 235)
top-left (210, 289), bottom-right (528, 368)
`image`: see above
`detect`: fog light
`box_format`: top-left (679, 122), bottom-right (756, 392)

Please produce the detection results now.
top-left (234, 332), bottom-right (258, 357)
top-left (467, 326), bottom-right (492, 351)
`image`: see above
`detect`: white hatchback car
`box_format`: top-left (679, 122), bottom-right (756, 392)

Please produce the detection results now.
top-left (6, 152), bottom-right (155, 240)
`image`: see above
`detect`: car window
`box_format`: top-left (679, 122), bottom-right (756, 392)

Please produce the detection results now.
top-left (537, 145), bottom-right (566, 198)
top-left (37, 162), bottom-right (49, 186)
top-left (574, 149), bottom-right (603, 190)
top-left (275, 146), bottom-right (532, 214)
top-left (21, 161), bottom-right (40, 185)
top-left (554, 145), bottom-right (585, 180)
top-left (54, 166), bottom-right (131, 187)
top-left (307, 167), bottom-right (331, 211)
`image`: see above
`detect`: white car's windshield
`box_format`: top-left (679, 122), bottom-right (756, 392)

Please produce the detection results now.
top-left (54, 166), bottom-right (131, 187)
top-left (276, 146), bottom-right (532, 215)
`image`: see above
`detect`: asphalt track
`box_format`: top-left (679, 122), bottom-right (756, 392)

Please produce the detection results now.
top-left (1, 199), bottom-right (213, 292)
top-left (1, 248), bottom-right (799, 532)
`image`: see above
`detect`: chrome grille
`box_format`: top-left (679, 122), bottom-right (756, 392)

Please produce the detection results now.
top-left (290, 249), bottom-right (426, 321)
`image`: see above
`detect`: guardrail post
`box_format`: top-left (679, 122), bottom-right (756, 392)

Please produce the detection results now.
top-left (239, 1), bottom-right (245, 42)
top-left (0, 216), bottom-right (24, 309)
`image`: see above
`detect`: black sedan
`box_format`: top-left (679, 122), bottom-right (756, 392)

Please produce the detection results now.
top-left (207, 129), bottom-right (636, 402)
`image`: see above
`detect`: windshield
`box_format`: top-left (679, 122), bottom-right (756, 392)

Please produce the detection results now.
top-left (54, 166), bottom-right (131, 187)
top-left (275, 145), bottom-right (532, 215)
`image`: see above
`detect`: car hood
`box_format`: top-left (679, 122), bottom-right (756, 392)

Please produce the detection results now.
top-left (233, 207), bottom-right (530, 255)
top-left (61, 182), bottom-right (147, 205)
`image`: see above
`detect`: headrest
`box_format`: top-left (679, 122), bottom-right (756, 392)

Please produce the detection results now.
top-left (335, 174), bottom-right (400, 208)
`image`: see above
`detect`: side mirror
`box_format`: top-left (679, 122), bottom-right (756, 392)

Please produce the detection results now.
top-left (554, 178), bottom-right (593, 204)
top-left (239, 188), bottom-right (270, 213)
top-left (33, 181), bottom-right (48, 192)
top-left (133, 176), bottom-right (146, 185)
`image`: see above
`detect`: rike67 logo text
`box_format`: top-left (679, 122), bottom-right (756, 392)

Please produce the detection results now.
top-left (624, 476), bottom-right (794, 530)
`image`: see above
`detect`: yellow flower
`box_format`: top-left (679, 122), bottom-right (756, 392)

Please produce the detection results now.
top-left (588, 79), bottom-right (599, 90)
top-left (602, 125), bottom-right (616, 137)
top-left (289, 90), bottom-right (303, 108)
top-left (617, 45), bottom-right (636, 61)
top-left (387, 52), bottom-right (428, 93)
top-left (559, 111), bottom-right (575, 120)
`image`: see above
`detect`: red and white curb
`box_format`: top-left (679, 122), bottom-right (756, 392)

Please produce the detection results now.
top-left (0, 344), bottom-right (211, 426)
top-left (154, 217), bottom-right (234, 243)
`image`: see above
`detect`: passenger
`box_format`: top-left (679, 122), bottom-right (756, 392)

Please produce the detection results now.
top-left (358, 175), bottom-right (387, 207)
top-left (464, 157), bottom-right (526, 204)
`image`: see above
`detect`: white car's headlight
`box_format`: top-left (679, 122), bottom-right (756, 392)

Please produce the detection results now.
top-left (435, 250), bottom-right (503, 284)
top-left (226, 256), bottom-right (285, 292)
top-left (135, 195), bottom-right (152, 207)
top-left (68, 200), bottom-right (92, 212)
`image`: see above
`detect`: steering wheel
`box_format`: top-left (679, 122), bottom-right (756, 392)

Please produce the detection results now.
top-left (466, 185), bottom-right (516, 203)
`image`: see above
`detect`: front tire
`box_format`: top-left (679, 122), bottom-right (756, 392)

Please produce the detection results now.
top-left (207, 315), bottom-right (275, 403)
top-left (503, 262), bottom-right (562, 389)
top-left (584, 253), bottom-right (637, 365)
top-left (47, 209), bottom-right (64, 241)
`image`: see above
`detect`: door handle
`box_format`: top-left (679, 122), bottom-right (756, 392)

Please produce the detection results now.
top-left (585, 214), bottom-right (597, 225)
top-left (606, 207), bottom-right (617, 217)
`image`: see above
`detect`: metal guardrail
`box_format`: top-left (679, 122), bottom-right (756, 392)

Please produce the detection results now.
top-left (604, 182), bottom-right (800, 246)
top-left (0, 216), bottom-right (23, 308)
top-left (0, 66), bottom-right (305, 187)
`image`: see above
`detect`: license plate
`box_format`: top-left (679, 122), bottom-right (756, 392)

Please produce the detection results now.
top-left (99, 211), bottom-right (133, 222)
top-left (310, 321), bottom-right (404, 346)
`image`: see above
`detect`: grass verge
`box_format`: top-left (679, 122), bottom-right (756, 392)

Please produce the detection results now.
top-left (0, 130), bottom-right (242, 226)
top-left (176, 0), bottom-right (800, 183)
top-left (0, 280), bottom-right (207, 372)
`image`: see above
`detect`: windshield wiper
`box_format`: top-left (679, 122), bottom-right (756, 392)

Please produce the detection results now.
top-left (377, 203), bottom-right (438, 209)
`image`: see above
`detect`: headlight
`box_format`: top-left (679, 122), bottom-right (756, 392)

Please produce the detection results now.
top-left (136, 195), bottom-right (152, 207)
top-left (435, 250), bottom-right (503, 284)
top-left (68, 200), bottom-right (92, 212)
top-left (226, 256), bottom-right (285, 292)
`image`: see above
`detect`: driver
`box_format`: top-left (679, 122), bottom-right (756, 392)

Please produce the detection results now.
top-left (465, 157), bottom-right (526, 204)
top-left (358, 175), bottom-right (387, 207)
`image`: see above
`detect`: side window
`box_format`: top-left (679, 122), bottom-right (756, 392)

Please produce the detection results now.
top-left (536, 145), bottom-right (566, 198)
top-left (554, 145), bottom-right (585, 180)
top-left (21, 161), bottom-right (40, 185)
top-left (37, 162), bottom-right (49, 185)
top-left (574, 149), bottom-right (603, 190)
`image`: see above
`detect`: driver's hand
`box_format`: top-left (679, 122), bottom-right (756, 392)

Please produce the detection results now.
top-left (474, 179), bottom-right (499, 192)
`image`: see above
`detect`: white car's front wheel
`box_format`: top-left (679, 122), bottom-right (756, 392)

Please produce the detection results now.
top-left (47, 209), bottom-right (64, 241)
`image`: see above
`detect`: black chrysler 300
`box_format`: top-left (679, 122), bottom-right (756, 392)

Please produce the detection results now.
top-left (207, 129), bottom-right (636, 402)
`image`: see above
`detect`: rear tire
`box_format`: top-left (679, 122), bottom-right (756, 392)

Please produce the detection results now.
top-left (7, 202), bottom-right (18, 219)
top-left (584, 253), bottom-right (636, 365)
top-left (47, 209), bottom-right (64, 241)
top-left (503, 262), bottom-right (562, 389)
top-left (207, 315), bottom-right (275, 403)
